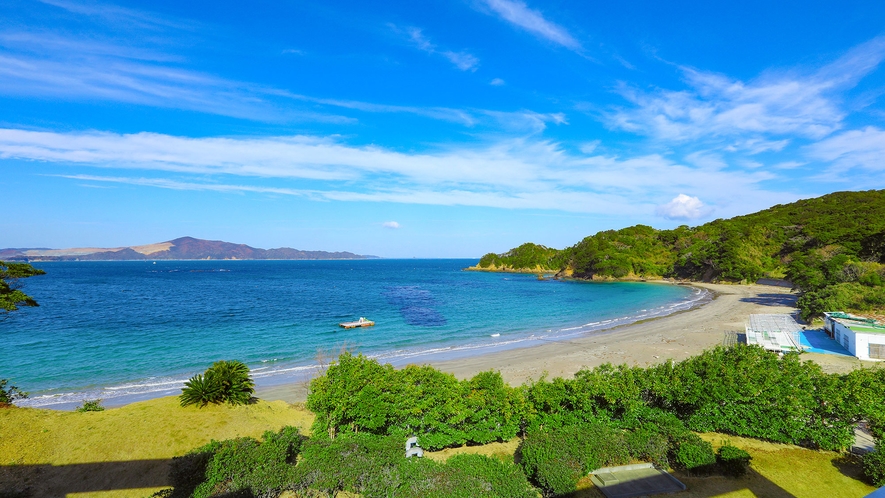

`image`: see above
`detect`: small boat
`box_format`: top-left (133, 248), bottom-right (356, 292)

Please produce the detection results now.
top-left (339, 317), bottom-right (375, 329)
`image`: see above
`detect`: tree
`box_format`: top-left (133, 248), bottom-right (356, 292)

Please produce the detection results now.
top-left (0, 378), bottom-right (28, 404)
top-left (0, 260), bottom-right (46, 313)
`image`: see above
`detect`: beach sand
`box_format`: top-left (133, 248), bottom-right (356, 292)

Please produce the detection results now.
top-left (257, 282), bottom-right (878, 404)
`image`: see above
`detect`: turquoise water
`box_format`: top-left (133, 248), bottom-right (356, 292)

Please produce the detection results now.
top-left (1, 260), bottom-right (706, 408)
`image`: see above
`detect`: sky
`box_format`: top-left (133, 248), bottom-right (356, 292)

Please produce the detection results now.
top-left (2, 1), bottom-right (885, 258)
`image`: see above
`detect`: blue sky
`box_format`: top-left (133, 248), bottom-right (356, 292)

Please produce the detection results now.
top-left (2, 0), bottom-right (885, 257)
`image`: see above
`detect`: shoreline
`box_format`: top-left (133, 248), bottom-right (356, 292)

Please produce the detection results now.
top-left (17, 279), bottom-right (708, 410)
top-left (20, 282), bottom-right (875, 410)
top-left (257, 282), bottom-right (877, 404)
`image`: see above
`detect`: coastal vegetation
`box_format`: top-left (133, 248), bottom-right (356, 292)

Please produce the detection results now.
top-left (0, 379), bottom-right (27, 405)
top-left (475, 190), bottom-right (885, 320)
top-left (2, 348), bottom-right (881, 496)
top-left (180, 360), bottom-right (256, 408)
top-left (0, 261), bottom-right (44, 313)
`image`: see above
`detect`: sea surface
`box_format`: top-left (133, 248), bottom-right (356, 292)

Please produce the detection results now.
top-left (1, 260), bottom-right (708, 408)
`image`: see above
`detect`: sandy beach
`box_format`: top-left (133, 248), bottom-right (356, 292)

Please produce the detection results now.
top-left (257, 282), bottom-right (877, 404)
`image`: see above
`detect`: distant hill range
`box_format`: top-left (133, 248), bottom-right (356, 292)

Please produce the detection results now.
top-left (0, 237), bottom-right (378, 261)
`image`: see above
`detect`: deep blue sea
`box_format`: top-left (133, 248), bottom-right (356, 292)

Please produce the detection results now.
top-left (1, 260), bottom-right (707, 408)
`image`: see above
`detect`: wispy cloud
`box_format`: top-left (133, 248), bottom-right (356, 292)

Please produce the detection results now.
top-left (480, 0), bottom-right (580, 51)
top-left (806, 126), bottom-right (885, 177)
top-left (398, 26), bottom-right (479, 71)
top-left (382, 221), bottom-right (401, 229)
top-left (2, 128), bottom-right (790, 218)
top-left (607, 36), bottom-right (885, 144)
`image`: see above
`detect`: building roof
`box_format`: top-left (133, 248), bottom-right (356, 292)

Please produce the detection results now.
top-left (746, 314), bottom-right (804, 352)
top-left (826, 312), bottom-right (885, 335)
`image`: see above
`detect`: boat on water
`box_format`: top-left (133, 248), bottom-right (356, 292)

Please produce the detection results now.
top-left (339, 317), bottom-right (375, 329)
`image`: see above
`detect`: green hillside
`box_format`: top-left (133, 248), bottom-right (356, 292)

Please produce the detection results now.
top-left (477, 190), bottom-right (885, 319)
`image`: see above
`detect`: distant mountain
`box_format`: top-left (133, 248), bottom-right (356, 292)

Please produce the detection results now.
top-left (0, 237), bottom-right (378, 261)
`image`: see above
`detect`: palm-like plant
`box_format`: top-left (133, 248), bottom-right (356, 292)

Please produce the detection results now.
top-left (180, 360), bottom-right (254, 408)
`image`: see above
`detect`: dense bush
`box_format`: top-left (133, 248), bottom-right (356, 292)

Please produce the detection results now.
top-left (518, 423), bottom-right (630, 496)
top-left (671, 433), bottom-right (716, 473)
top-left (309, 347), bottom-right (878, 456)
top-left (717, 443), bottom-right (751, 477)
top-left (307, 353), bottom-right (524, 449)
top-left (864, 443), bottom-right (885, 487)
top-left (294, 433), bottom-right (535, 498)
top-left (164, 426), bottom-right (302, 498)
top-left (644, 345), bottom-right (856, 450)
top-left (75, 399), bottom-right (105, 412)
top-left (180, 360), bottom-right (255, 408)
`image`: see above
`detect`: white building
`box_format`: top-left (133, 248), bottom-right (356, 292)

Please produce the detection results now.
top-left (823, 312), bottom-right (885, 361)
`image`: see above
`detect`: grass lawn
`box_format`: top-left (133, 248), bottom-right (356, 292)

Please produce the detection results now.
top-left (0, 396), bottom-right (315, 498)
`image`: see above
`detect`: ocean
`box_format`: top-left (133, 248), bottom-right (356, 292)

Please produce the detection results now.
top-left (1, 260), bottom-right (708, 408)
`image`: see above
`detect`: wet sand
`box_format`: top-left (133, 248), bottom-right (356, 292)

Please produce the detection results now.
top-left (257, 282), bottom-right (878, 404)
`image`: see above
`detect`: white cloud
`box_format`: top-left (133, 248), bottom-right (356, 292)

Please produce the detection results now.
top-left (0, 127), bottom-right (793, 218)
top-left (490, 78), bottom-right (505, 86)
top-left (655, 194), bottom-right (712, 220)
top-left (402, 27), bottom-right (479, 71)
top-left (382, 221), bottom-right (401, 229)
top-left (806, 126), bottom-right (885, 174)
top-left (481, 0), bottom-right (580, 50)
top-left (608, 36), bottom-right (885, 143)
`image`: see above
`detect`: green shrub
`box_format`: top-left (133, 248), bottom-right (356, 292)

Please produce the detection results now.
top-left (180, 360), bottom-right (255, 408)
top-left (307, 353), bottom-right (524, 449)
top-left (519, 423), bottom-right (629, 497)
top-left (0, 379), bottom-right (28, 405)
top-left (717, 442), bottom-right (751, 477)
top-left (165, 427), bottom-right (302, 498)
top-left (864, 443), bottom-right (885, 487)
top-left (75, 399), bottom-right (105, 412)
top-left (444, 454), bottom-right (536, 498)
top-left (672, 433), bottom-right (716, 473)
top-left (626, 428), bottom-right (670, 467)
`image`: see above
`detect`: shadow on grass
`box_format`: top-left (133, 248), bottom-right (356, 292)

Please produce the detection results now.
top-left (0, 459), bottom-right (171, 498)
top-left (832, 453), bottom-right (867, 483)
top-left (565, 467), bottom-right (798, 498)
top-left (739, 293), bottom-right (798, 308)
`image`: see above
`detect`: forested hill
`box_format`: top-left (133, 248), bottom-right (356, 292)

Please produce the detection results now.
top-left (474, 190), bottom-right (885, 319)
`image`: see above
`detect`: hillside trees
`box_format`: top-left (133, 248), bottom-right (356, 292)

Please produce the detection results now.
top-left (480, 190), bottom-right (885, 319)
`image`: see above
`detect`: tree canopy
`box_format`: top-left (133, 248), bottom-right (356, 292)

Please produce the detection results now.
top-left (0, 260), bottom-right (45, 313)
top-left (481, 190), bottom-right (885, 319)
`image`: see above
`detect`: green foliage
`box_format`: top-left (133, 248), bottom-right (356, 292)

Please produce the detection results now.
top-left (307, 353), bottom-right (524, 449)
top-left (478, 243), bottom-right (562, 271)
top-left (166, 426), bottom-right (303, 498)
top-left (75, 399), bottom-right (105, 412)
top-left (645, 345), bottom-right (856, 450)
top-left (672, 433), bottom-right (716, 473)
top-left (518, 423), bottom-right (630, 496)
top-left (717, 442), bottom-right (751, 477)
top-left (485, 190), bottom-right (885, 318)
top-left (0, 379), bottom-right (28, 404)
top-left (864, 442), bottom-right (885, 487)
top-left (293, 433), bottom-right (536, 498)
top-left (0, 261), bottom-right (45, 313)
top-left (180, 360), bottom-right (255, 408)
